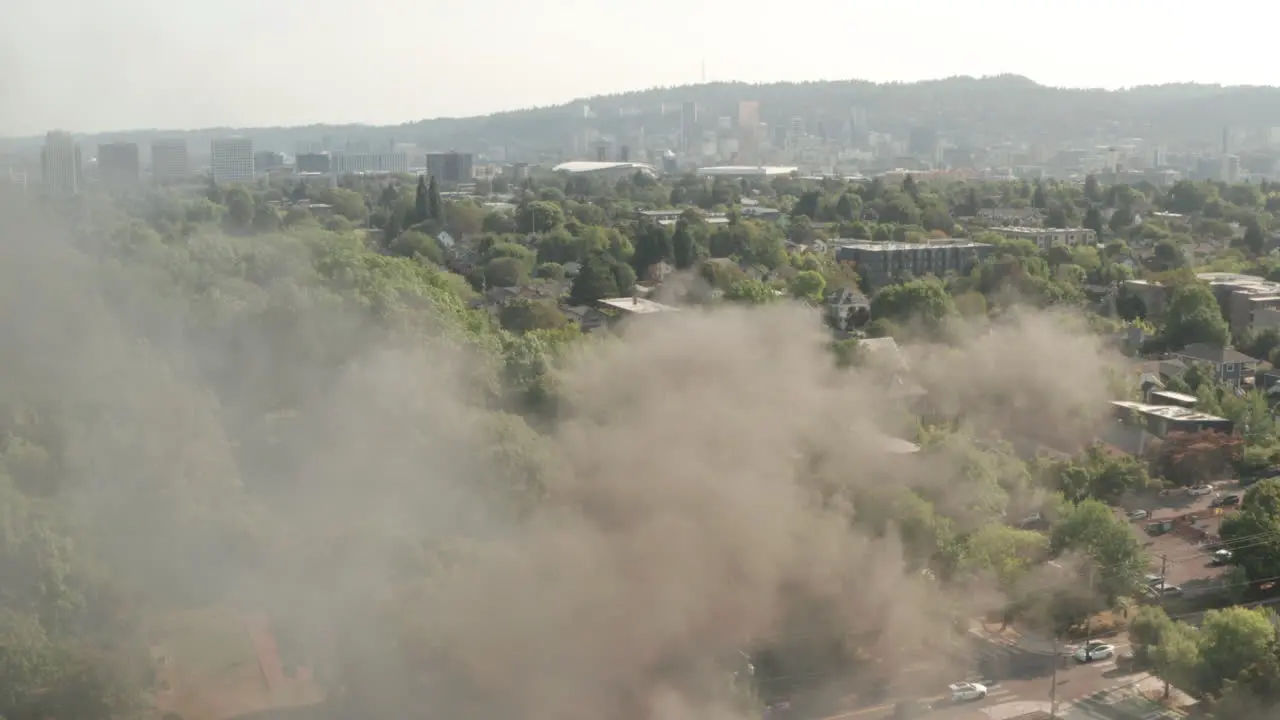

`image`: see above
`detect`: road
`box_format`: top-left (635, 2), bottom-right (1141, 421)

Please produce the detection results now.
top-left (813, 637), bottom-right (1154, 720)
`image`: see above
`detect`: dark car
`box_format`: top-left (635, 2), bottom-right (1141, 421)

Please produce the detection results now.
top-left (1215, 494), bottom-right (1242, 507)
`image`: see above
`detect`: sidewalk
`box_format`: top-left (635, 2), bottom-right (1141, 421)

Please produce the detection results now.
top-left (969, 619), bottom-right (1058, 655)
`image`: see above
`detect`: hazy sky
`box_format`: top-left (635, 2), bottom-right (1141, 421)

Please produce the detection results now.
top-left (2, 0), bottom-right (1276, 137)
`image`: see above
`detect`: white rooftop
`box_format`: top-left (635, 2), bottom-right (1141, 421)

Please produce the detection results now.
top-left (695, 165), bottom-right (798, 177)
top-left (553, 161), bottom-right (658, 175)
top-left (598, 297), bottom-right (680, 314)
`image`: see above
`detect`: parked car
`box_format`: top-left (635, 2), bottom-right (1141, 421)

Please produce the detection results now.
top-left (1074, 642), bottom-right (1116, 663)
top-left (1128, 509), bottom-right (1149, 520)
top-left (1213, 494), bottom-right (1242, 508)
top-left (1160, 585), bottom-right (1184, 597)
top-left (1212, 549), bottom-right (1233, 565)
top-left (949, 682), bottom-right (988, 702)
top-left (1188, 485), bottom-right (1214, 496)
top-left (1145, 573), bottom-right (1164, 585)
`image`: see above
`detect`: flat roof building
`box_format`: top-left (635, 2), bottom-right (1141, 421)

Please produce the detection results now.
top-left (552, 161), bottom-right (658, 179)
top-left (1110, 400), bottom-right (1233, 438)
top-left (992, 226), bottom-right (1097, 249)
top-left (597, 296), bottom-right (680, 315)
top-left (835, 239), bottom-right (993, 290)
top-left (695, 165), bottom-right (798, 177)
top-left (211, 136), bottom-right (254, 185)
top-left (150, 138), bottom-right (189, 184)
top-left (98, 142), bottom-right (140, 190)
top-left (41, 130), bottom-right (82, 196)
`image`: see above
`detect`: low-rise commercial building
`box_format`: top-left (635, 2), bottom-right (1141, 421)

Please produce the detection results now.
top-left (835, 239), bottom-right (993, 290)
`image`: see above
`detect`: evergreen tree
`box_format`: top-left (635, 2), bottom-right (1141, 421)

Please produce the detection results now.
top-left (1084, 205), bottom-right (1104, 236)
top-left (902, 174), bottom-right (919, 201)
top-left (427, 177), bottom-right (443, 221)
top-left (1031, 182), bottom-right (1048, 210)
top-left (1084, 174), bottom-right (1102, 202)
top-left (414, 176), bottom-right (428, 224)
top-left (672, 222), bottom-right (696, 269)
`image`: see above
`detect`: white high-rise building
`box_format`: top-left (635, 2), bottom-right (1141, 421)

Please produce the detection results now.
top-left (151, 138), bottom-right (189, 184)
top-left (211, 136), bottom-right (254, 184)
top-left (41, 130), bottom-right (82, 196)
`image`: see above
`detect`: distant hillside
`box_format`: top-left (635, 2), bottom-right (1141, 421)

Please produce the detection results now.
top-left (13, 75), bottom-right (1280, 159)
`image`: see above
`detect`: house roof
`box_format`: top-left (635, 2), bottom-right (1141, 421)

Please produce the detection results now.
top-left (1174, 343), bottom-right (1258, 365)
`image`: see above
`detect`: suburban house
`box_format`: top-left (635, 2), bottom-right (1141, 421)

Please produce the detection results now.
top-left (825, 287), bottom-right (870, 330)
top-left (1169, 343), bottom-right (1259, 387)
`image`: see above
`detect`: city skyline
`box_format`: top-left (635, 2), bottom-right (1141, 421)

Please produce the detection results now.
top-left (3, 0), bottom-right (1280, 136)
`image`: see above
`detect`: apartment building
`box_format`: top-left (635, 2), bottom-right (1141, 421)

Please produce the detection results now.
top-left (425, 151), bottom-right (474, 184)
top-left (211, 136), bottom-right (254, 185)
top-left (993, 226), bottom-right (1097, 250)
top-left (41, 130), bottom-right (82, 196)
top-left (150, 138), bottom-right (189, 184)
top-left (835, 239), bottom-right (993, 290)
top-left (97, 142), bottom-right (140, 189)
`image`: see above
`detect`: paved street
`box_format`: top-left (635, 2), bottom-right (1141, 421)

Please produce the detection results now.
top-left (815, 636), bottom-right (1158, 720)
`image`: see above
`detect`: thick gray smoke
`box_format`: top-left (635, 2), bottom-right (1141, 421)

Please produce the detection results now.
top-left (0, 199), bottom-right (1126, 720)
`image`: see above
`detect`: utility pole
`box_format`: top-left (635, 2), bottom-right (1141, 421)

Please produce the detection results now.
top-left (1050, 635), bottom-right (1059, 719)
top-left (1160, 553), bottom-right (1170, 699)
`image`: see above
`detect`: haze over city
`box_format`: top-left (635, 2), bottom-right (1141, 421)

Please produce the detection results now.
top-left (3, 0), bottom-right (1280, 135)
top-left (12, 4), bottom-right (1280, 720)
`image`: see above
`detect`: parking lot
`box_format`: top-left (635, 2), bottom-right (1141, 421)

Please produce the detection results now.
top-left (1120, 480), bottom-right (1242, 594)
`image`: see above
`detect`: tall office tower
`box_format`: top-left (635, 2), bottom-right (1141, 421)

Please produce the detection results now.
top-left (737, 100), bottom-right (761, 163)
top-left (425, 151), bottom-right (474, 184)
top-left (41, 130), bottom-right (82, 196)
top-left (211, 136), bottom-right (254, 184)
top-left (253, 151), bottom-right (285, 171)
top-left (98, 142), bottom-right (140, 189)
top-left (150, 138), bottom-right (189, 184)
top-left (681, 101), bottom-right (699, 152)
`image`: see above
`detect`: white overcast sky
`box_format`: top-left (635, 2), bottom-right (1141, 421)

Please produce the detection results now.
top-left (1, 0), bottom-right (1275, 137)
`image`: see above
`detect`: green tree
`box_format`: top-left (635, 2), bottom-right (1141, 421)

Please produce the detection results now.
top-left (631, 222), bottom-right (674, 277)
top-left (725, 279), bottom-right (776, 305)
top-left (1198, 607), bottom-right (1278, 697)
top-left (569, 255), bottom-right (621, 304)
top-left (388, 230), bottom-right (444, 265)
top-left (1128, 605), bottom-right (1175, 664)
top-left (672, 221), bottom-right (700, 269)
top-left (959, 524), bottom-right (1048, 593)
top-left (869, 278), bottom-right (956, 334)
top-left (1220, 479), bottom-right (1280, 582)
top-left (517, 201), bottom-right (565, 234)
top-left (414, 175), bottom-right (428, 223)
top-left (484, 257), bottom-right (529, 288)
top-left (1244, 218), bottom-right (1266, 255)
top-left (223, 187), bottom-right (254, 231)
top-left (1165, 282), bottom-right (1230, 348)
top-left (1031, 183), bottom-right (1048, 210)
top-left (499, 299), bottom-right (567, 334)
top-left (1084, 175), bottom-right (1101, 202)
top-left (1083, 205), bottom-right (1104, 236)
top-left (835, 193), bottom-right (861, 222)
top-left (1051, 499), bottom-right (1145, 601)
top-left (1150, 621), bottom-right (1202, 693)
top-left (427, 176), bottom-right (442, 221)
top-left (789, 271), bottom-right (826, 303)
